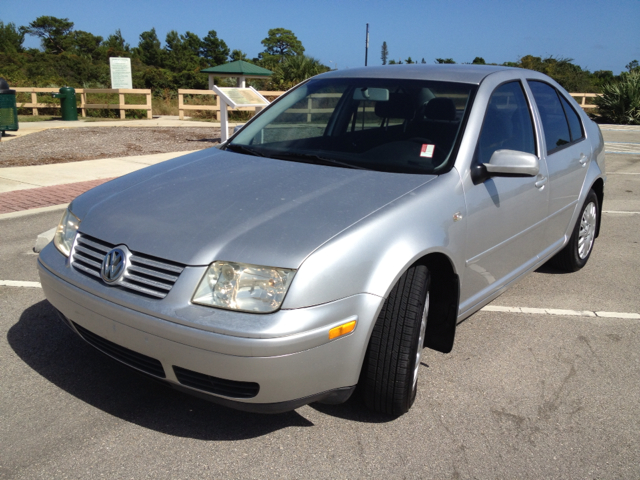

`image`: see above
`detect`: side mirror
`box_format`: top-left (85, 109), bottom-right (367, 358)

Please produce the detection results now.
top-left (472, 149), bottom-right (539, 184)
top-left (485, 149), bottom-right (539, 176)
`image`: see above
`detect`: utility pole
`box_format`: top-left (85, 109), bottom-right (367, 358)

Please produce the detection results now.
top-left (365, 23), bottom-right (369, 66)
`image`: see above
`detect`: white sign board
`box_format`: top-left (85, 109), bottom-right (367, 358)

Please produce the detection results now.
top-left (211, 86), bottom-right (269, 108)
top-left (109, 57), bottom-right (132, 89)
top-left (212, 86), bottom-right (270, 142)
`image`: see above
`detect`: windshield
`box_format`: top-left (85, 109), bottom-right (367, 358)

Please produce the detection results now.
top-left (229, 77), bottom-right (476, 174)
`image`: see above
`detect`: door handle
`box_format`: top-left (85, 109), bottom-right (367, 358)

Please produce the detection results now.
top-left (579, 154), bottom-right (589, 167)
top-left (535, 176), bottom-right (548, 188)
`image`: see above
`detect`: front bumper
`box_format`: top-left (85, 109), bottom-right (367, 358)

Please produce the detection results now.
top-left (37, 247), bottom-right (383, 412)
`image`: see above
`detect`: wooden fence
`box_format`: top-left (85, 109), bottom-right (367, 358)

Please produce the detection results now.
top-left (570, 93), bottom-right (600, 110)
top-left (14, 88), bottom-right (153, 119)
top-left (178, 89), bottom-right (285, 120)
top-left (13, 87), bottom-right (601, 120)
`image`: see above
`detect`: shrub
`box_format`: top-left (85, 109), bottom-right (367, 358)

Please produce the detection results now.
top-left (595, 71), bottom-right (640, 125)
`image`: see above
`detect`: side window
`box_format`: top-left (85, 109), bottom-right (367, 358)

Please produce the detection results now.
top-left (477, 81), bottom-right (536, 164)
top-left (528, 81), bottom-right (572, 153)
top-left (559, 95), bottom-right (584, 142)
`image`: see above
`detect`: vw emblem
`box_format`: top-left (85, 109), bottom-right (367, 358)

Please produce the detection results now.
top-left (101, 248), bottom-right (126, 284)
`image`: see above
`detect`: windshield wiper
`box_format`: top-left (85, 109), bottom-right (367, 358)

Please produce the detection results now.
top-left (271, 152), bottom-right (371, 170)
top-left (225, 144), bottom-right (267, 157)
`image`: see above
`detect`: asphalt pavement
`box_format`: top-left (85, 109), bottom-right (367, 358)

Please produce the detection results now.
top-left (0, 121), bottom-right (638, 479)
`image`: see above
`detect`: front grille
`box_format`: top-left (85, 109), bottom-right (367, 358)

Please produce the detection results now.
top-left (73, 322), bottom-right (166, 378)
top-left (71, 233), bottom-right (185, 299)
top-left (173, 366), bottom-right (260, 398)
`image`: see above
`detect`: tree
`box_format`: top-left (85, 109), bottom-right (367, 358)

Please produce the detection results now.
top-left (72, 30), bottom-right (103, 59)
top-left (381, 41), bottom-right (388, 65)
top-left (23, 16), bottom-right (74, 54)
top-left (164, 30), bottom-right (202, 72)
top-left (405, 56), bottom-right (415, 64)
top-left (435, 58), bottom-right (456, 64)
top-left (517, 55), bottom-right (591, 92)
top-left (472, 56), bottom-right (486, 65)
top-left (201, 30), bottom-right (229, 67)
top-left (627, 60), bottom-right (639, 72)
top-left (0, 21), bottom-right (25, 53)
top-left (270, 54), bottom-right (329, 90)
top-left (260, 28), bottom-right (304, 64)
top-left (229, 49), bottom-right (248, 62)
top-left (421, 58), bottom-right (426, 64)
top-left (103, 29), bottom-right (130, 57)
top-left (135, 28), bottom-right (163, 67)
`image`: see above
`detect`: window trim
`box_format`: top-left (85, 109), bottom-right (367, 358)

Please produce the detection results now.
top-left (473, 79), bottom-right (538, 164)
top-left (527, 79), bottom-right (585, 156)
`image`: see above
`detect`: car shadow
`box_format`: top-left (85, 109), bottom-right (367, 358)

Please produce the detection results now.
top-left (535, 263), bottom-right (572, 275)
top-left (308, 392), bottom-right (396, 424)
top-left (8, 300), bottom-right (317, 440)
top-left (186, 137), bottom-right (221, 144)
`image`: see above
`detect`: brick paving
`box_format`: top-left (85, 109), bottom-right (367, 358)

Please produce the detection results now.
top-left (0, 178), bottom-right (115, 214)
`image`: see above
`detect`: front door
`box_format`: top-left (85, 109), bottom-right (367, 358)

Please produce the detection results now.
top-left (460, 81), bottom-right (549, 314)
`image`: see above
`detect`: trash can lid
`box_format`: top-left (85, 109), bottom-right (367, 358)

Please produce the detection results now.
top-left (0, 78), bottom-right (16, 95)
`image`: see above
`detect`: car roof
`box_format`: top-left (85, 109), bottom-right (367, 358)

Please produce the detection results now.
top-left (318, 64), bottom-right (516, 85)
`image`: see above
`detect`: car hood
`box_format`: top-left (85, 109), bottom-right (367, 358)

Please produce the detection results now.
top-left (73, 148), bottom-right (435, 267)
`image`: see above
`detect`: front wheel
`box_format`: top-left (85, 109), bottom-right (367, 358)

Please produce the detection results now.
top-left (550, 189), bottom-right (599, 272)
top-left (360, 264), bottom-right (430, 416)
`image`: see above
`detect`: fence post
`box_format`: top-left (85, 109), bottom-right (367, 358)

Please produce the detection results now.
top-left (31, 91), bottom-right (38, 116)
top-left (81, 90), bottom-right (86, 117)
top-left (178, 91), bottom-right (184, 120)
top-left (146, 91), bottom-right (152, 119)
top-left (118, 91), bottom-right (125, 119)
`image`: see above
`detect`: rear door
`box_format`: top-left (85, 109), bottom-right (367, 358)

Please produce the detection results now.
top-left (526, 81), bottom-right (591, 255)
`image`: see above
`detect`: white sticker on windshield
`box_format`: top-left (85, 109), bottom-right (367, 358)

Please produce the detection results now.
top-left (420, 144), bottom-right (435, 158)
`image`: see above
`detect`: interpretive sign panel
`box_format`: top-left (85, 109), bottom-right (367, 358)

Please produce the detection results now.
top-left (212, 86), bottom-right (270, 142)
top-left (109, 58), bottom-right (133, 89)
top-left (212, 86), bottom-right (269, 108)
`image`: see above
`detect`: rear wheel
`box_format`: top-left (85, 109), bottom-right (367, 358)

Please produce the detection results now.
top-left (361, 264), bottom-right (430, 416)
top-left (550, 189), bottom-right (599, 272)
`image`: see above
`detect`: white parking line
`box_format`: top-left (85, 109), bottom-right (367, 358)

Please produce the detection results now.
top-left (482, 305), bottom-right (640, 319)
top-left (603, 210), bottom-right (640, 215)
top-left (1, 279), bottom-right (637, 320)
top-left (0, 280), bottom-right (42, 288)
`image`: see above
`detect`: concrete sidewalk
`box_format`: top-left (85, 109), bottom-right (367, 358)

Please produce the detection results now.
top-left (0, 115), bottom-right (236, 218)
top-left (0, 151), bottom-right (192, 218)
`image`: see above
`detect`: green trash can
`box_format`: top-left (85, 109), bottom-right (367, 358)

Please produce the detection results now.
top-left (53, 86), bottom-right (78, 121)
top-left (0, 78), bottom-right (18, 138)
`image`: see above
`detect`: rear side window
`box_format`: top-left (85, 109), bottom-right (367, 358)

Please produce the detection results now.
top-left (559, 95), bottom-right (584, 142)
top-left (477, 81), bottom-right (536, 164)
top-left (528, 81), bottom-right (581, 154)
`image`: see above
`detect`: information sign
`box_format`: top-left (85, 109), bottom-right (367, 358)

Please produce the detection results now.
top-left (211, 86), bottom-right (270, 142)
top-left (109, 58), bottom-right (133, 89)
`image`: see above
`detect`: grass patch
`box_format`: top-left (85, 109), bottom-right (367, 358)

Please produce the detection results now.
top-left (18, 115), bottom-right (57, 122)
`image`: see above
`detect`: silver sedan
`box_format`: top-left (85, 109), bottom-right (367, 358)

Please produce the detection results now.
top-left (38, 65), bottom-right (605, 415)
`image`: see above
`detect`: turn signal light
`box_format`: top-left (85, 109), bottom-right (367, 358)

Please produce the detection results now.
top-left (329, 320), bottom-right (357, 340)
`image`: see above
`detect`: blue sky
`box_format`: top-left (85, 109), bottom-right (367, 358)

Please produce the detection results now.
top-left (5, 0), bottom-right (639, 74)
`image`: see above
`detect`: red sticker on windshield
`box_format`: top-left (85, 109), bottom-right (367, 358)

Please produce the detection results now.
top-left (420, 144), bottom-right (435, 158)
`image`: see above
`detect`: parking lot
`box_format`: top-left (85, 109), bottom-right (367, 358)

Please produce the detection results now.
top-left (1, 125), bottom-right (639, 479)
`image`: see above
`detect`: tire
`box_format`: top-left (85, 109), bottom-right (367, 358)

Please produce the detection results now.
top-left (550, 189), bottom-right (599, 272)
top-left (361, 264), bottom-right (430, 416)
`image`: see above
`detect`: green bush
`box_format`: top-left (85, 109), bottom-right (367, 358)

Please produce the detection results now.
top-left (595, 71), bottom-right (640, 125)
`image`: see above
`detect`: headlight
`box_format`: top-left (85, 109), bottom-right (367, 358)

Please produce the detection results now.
top-left (53, 208), bottom-right (81, 257)
top-left (193, 261), bottom-right (295, 313)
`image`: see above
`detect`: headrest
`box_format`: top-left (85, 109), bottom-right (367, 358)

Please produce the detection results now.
top-left (374, 93), bottom-right (415, 119)
top-left (424, 97), bottom-right (456, 121)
